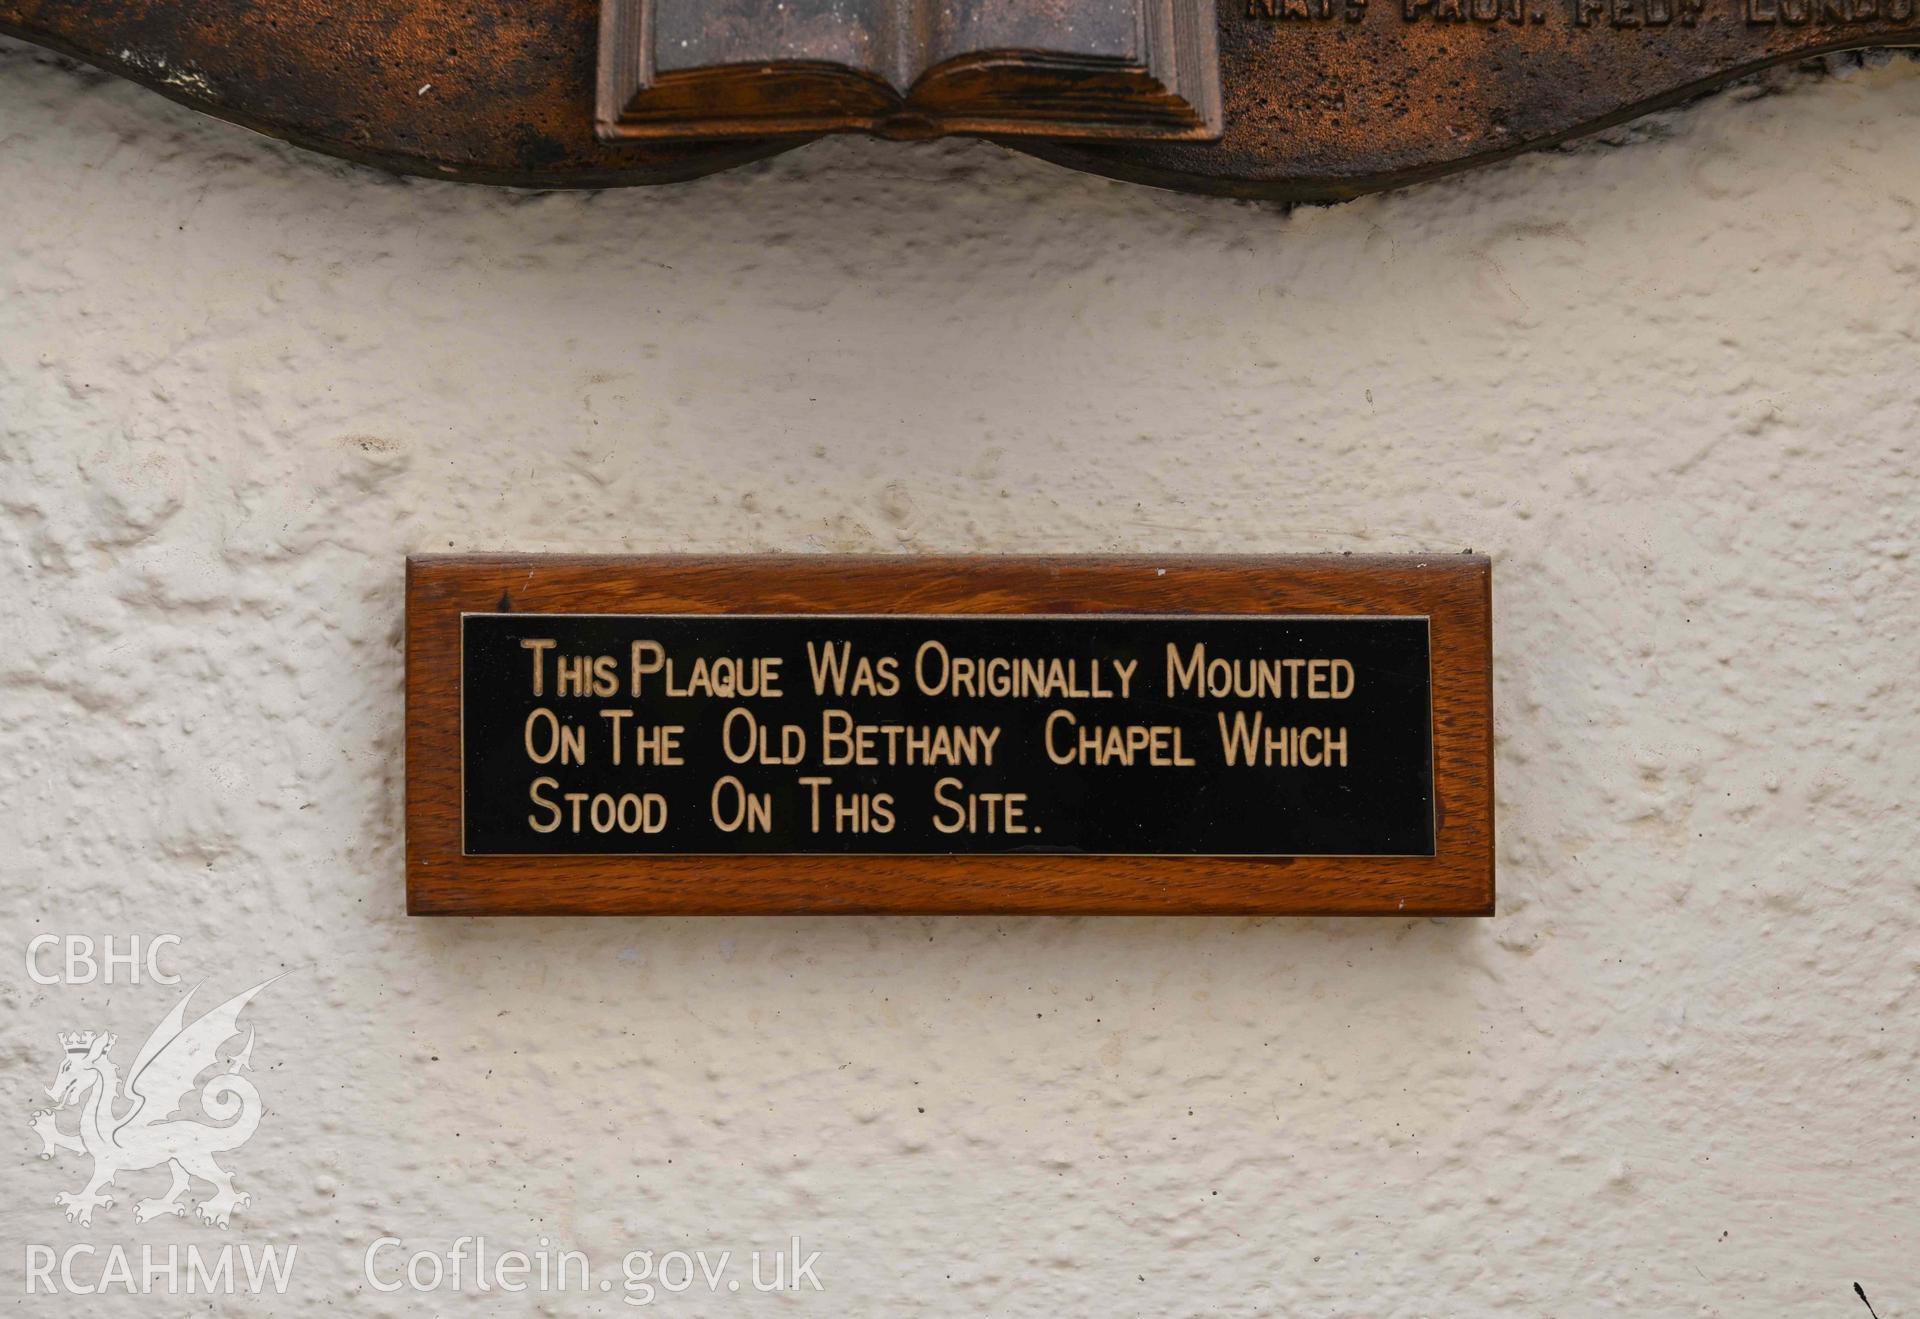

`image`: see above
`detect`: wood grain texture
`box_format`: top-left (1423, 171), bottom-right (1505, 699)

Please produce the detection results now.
top-left (406, 554), bottom-right (1493, 916)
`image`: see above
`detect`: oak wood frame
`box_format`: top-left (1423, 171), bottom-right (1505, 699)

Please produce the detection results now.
top-left (406, 554), bottom-right (1492, 915)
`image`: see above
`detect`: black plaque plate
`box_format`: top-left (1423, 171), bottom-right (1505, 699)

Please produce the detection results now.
top-left (460, 613), bottom-right (1434, 857)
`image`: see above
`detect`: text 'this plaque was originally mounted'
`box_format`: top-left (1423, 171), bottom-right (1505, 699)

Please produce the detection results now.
top-left (406, 555), bottom-right (1492, 915)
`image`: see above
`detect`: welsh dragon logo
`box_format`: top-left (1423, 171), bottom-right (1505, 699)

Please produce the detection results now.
top-left (29, 978), bottom-right (278, 1229)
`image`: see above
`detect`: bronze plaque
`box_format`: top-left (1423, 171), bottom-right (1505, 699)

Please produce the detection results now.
top-left (5, 0), bottom-right (1915, 196)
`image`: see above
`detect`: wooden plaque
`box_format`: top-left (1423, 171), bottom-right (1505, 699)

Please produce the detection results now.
top-left (406, 555), bottom-right (1493, 915)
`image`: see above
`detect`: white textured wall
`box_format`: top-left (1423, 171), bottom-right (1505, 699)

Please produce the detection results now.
top-left (3, 38), bottom-right (1918, 1315)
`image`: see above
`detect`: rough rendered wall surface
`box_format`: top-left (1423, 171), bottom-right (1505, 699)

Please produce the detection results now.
top-left (2, 38), bottom-right (1917, 1316)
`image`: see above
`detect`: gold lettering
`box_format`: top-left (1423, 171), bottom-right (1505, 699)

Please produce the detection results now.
top-left (630, 640), bottom-right (664, 695)
top-left (527, 776), bottom-right (561, 832)
top-left (599, 708), bottom-right (630, 765)
top-left (520, 638), bottom-right (556, 695)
